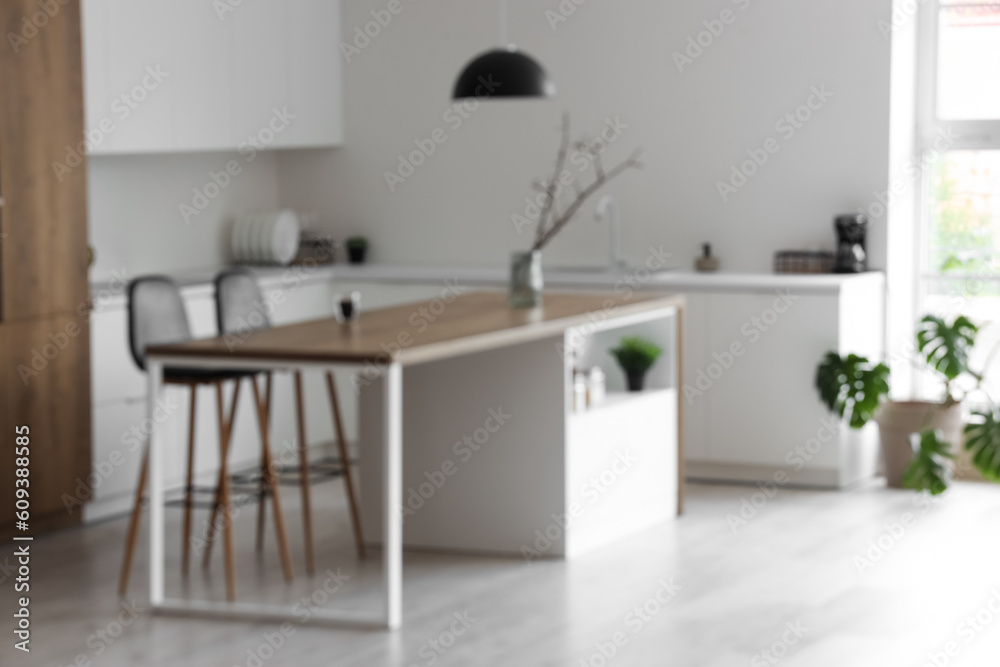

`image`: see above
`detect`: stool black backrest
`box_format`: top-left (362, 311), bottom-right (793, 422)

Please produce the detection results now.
top-left (215, 268), bottom-right (271, 335)
top-left (127, 276), bottom-right (192, 371)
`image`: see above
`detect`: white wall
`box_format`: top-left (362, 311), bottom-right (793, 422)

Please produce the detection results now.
top-left (885, 0), bottom-right (921, 393)
top-left (278, 0), bottom-right (893, 272)
top-left (87, 152), bottom-right (280, 282)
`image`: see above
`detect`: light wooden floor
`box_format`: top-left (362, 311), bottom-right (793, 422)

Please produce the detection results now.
top-left (3, 478), bottom-right (1000, 666)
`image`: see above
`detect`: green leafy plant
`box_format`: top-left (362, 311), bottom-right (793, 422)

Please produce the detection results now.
top-left (610, 336), bottom-right (663, 375)
top-left (346, 236), bottom-right (368, 250)
top-left (964, 409), bottom-right (1000, 482)
top-left (902, 430), bottom-right (954, 495)
top-left (916, 315), bottom-right (977, 392)
top-left (818, 313), bottom-right (1000, 494)
top-left (815, 352), bottom-right (890, 429)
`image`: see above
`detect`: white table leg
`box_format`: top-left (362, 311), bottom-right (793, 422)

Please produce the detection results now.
top-left (148, 360), bottom-right (165, 605)
top-left (383, 362), bottom-right (403, 629)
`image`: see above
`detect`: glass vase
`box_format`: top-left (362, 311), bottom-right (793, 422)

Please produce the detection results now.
top-left (509, 250), bottom-right (543, 308)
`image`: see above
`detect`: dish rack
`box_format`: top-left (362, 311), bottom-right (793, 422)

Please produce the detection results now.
top-left (231, 210), bottom-right (301, 265)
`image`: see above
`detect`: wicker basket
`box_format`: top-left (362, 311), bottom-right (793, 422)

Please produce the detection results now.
top-left (773, 250), bottom-right (834, 274)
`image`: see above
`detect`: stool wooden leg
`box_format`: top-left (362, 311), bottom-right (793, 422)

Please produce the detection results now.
top-left (293, 371), bottom-right (315, 575)
top-left (202, 380), bottom-right (241, 568)
top-left (255, 475), bottom-right (267, 554)
top-left (252, 374), bottom-right (294, 582)
top-left (118, 445), bottom-right (149, 597)
top-left (326, 371), bottom-right (366, 558)
top-left (215, 380), bottom-right (240, 602)
top-left (181, 385), bottom-right (197, 575)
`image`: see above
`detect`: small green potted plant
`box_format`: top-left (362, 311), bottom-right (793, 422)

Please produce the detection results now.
top-left (346, 236), bottom-right (369, 265)
top-left (815, 314), bottom-right (1000, 494)
top-left (610, 336), bottom-right (663, 392)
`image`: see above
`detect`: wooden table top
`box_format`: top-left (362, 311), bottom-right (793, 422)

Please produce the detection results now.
top-left (146, 291), bottom-right (683, 366)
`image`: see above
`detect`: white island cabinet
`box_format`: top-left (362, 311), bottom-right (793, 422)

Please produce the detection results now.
top-left (81, 0), bottom-right (342, 154)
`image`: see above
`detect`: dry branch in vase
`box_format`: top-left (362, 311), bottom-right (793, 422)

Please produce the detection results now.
top-left (529, 114), bottom-right (643, 252)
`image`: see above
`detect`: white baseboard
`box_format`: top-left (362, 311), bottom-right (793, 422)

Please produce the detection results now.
top-left (685, 459), bottom-right (843, 488)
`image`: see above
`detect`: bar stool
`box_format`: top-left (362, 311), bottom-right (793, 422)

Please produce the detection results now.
top-left (213, 268), bottom-right (365, 574)
top-left (117, 276), bottom-right (293, 602)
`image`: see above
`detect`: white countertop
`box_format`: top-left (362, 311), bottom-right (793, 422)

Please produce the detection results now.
top-left (90, 262), bottom-right (884, 305)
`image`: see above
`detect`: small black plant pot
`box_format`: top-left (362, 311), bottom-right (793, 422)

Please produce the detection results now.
top-left (626, 372), bottom-right (647, 392)
top-left (347, 246), bottom-right (367, 265)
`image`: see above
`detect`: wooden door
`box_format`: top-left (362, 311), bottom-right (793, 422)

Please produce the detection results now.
top-left (0, 315), bottom-right (92, 534)
top-left (0, 0), bottom-right (90, 321)
top-left (0, 0), bottom-right (91, 537)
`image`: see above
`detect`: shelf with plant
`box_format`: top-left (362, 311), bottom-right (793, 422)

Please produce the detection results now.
top-left (815, 314), bottom-right (1000, 494)
top-left (610, 336), bottom-right (663, 393)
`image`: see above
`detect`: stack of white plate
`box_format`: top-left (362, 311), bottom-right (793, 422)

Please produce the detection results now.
top-left (231, 210), bottom-right (301, 265)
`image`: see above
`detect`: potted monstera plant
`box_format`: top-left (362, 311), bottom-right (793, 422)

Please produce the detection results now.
top-left (816, 314), bottom-right (1000, 494)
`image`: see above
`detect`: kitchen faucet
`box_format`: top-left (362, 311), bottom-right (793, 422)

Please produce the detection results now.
top-left (596, 195), bottom-right (626, 270)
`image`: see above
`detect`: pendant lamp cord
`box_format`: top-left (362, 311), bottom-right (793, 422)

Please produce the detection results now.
top-left (499, 0), bottom-right (509, 47)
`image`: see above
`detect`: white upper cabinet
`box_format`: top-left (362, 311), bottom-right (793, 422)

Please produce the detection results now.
top-left (81, 0), bottom-right (342, 154)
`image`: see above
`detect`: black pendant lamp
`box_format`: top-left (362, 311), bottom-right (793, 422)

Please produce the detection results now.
top-left (452, 1), bottom-right (555, 100)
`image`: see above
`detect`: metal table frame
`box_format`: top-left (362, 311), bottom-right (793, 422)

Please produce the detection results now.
top-left (145, 354), bottom-right (402, 629)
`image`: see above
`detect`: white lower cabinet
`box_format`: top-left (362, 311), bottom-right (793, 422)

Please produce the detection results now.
top-left (681, 276), bottom-right (884, 488)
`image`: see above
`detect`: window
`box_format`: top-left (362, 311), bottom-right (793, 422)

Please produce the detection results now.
top-left (917, 0), bottom-right (1000, 399)
top-left (935, 0), bottom-right (1000, 120)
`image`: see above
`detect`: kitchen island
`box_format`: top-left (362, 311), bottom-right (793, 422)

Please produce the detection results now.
top-left (144, 291), bottom-right (683, 628)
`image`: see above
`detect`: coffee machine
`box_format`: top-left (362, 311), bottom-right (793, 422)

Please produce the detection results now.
top-left (833, 214), bottom-right (868, 273)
